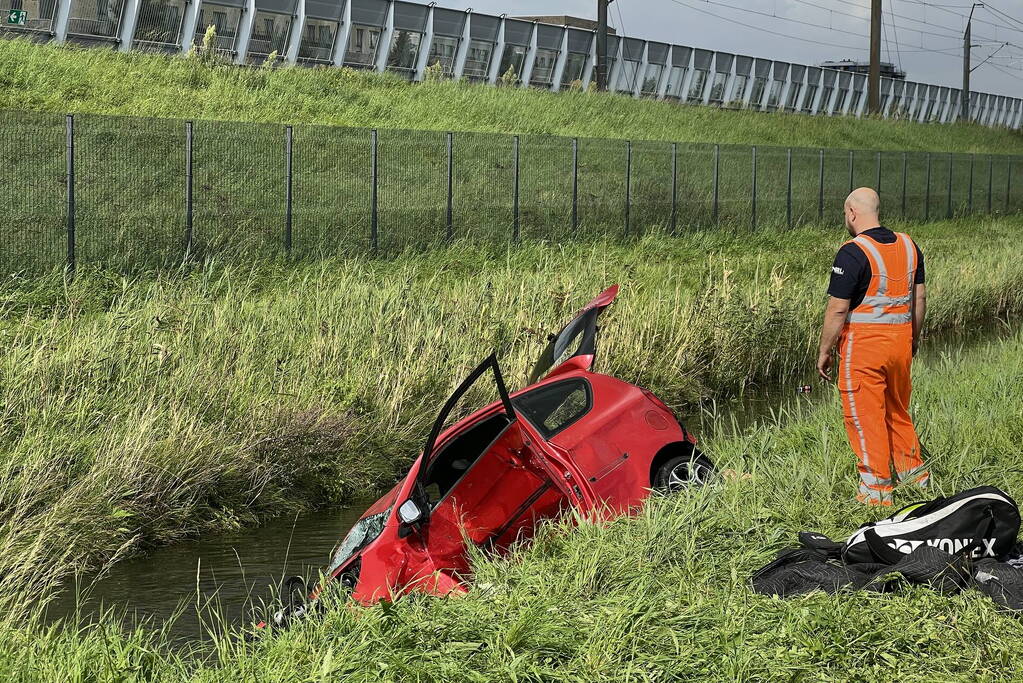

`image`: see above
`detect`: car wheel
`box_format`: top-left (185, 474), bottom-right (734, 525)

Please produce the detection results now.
top-left (653, 451), bottom-right (715, 493)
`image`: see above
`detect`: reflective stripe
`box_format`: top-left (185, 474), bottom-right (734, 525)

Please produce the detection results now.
top-left (898, 464), bottom-right (930, 487)
top-left (899, 233), bottom-right (916, 279)
top-left (848, 311), bottom-right (913, 325)
top-left (860, 471), bottom-right (894, 487)
top-left (844, 331), bottom-right (869, 470)
top-left (858, 482), bottom-right (893, 502)
top-left (861, 294), bottom-right (912, 307)
top-left (854, 235), bottom-right (888, 296)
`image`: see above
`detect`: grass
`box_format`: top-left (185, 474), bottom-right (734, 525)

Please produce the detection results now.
top-left (3, 215), bottom-right (1023, 611)
top-left (2, 39), bottom-right (1022, 153)
top-left (6, 305), bottom-right (1023, 681)
top-left (4, 40), bottom-right (1022, 273)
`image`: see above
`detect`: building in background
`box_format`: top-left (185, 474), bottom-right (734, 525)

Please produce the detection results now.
top-left (0, 0), bottom-right (1018, 128)
top-left (821, 59), bottom-right (906, 80)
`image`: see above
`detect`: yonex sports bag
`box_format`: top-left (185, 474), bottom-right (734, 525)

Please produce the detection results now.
top-left (841, 486), bottom-right (1020, 565)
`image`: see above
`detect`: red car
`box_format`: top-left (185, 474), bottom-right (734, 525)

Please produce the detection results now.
top-left (283, 286), bottom-right (712, 616)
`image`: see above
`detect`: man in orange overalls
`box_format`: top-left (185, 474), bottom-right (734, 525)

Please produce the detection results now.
top-left (817, 188), bottom-right (929, 506)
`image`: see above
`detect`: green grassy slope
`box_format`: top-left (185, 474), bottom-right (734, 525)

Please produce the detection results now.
top-left (13, 324), bottom-right (1023, 681)
top-left (2, 216), bottom-right (1023, 604)
top-left (2, 39), bottom-right (1022, 153)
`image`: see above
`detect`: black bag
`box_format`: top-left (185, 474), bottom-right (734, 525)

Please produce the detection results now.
top-left (842, 486), bottom-right (1020, 564)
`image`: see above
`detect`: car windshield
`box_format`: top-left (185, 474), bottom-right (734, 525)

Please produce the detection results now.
top-left (326, 507), bottom-right (391, 575)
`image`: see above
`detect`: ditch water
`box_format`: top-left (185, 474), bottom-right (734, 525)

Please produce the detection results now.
top-left (44, 500), bottom-right (376, 646)
top-left (44, 317), bottom-right (1018, 645)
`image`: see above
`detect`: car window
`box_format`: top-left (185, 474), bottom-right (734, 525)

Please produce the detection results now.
top-left (528, 308), bottom-right (600, 384)
top-left (513, 378), bottom-right (592, 439)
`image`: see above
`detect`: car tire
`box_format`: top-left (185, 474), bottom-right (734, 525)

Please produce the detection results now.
top-left (653, 451), bottom-right (715, 493)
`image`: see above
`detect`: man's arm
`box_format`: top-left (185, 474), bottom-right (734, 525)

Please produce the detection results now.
top-left (818, 296), bottom-right (850, 381)
top-left (912, 283), bottom-right (927, 356)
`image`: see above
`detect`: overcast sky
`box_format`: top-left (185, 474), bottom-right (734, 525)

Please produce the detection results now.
top-left (432, 0), bottom-right (1023, 95)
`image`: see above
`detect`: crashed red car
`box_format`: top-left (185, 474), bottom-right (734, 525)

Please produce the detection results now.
top-left (298, 286), bottom-right (713, 610)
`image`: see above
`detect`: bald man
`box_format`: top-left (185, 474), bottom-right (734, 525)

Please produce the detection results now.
top-left (817, 188), bottom-right (928, 506)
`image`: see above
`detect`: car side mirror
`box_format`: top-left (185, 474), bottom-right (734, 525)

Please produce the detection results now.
top-left (398, 499), bottom-right (423, 525)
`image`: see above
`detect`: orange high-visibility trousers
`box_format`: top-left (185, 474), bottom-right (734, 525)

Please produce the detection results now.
top-left (838, 325), bottom-right (927, 506)
top-left (836, 232), bottom-right (928, 505)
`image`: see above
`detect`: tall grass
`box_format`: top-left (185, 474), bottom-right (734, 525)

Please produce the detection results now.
top-left (2, 38), bottom-right (1021, 153)
top-left (7, 319), bottom-right (1023, 681)
top-left (2, 216), bottom-right (1023, 609)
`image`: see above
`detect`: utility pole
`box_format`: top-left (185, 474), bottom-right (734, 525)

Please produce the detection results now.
top-left (962, 3), bottom-right (984, 122)
top-left (868, 0), bottom-right (882, 114)
top-left (596, 0), bottom-right (613, 91)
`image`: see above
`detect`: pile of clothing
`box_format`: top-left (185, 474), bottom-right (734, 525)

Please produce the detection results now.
top-left (751, 486), bottom-right (1023, 611)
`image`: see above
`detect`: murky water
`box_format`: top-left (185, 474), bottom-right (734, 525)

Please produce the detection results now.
top-left (44, 317), bottom-right (1018, 644)
top-left (45, 501), bottom-right (375, 645)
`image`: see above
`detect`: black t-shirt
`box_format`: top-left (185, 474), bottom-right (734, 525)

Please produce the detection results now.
top-left (827, 227), bottom-right (925, 309)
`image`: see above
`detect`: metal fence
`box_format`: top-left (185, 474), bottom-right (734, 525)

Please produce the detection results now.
top-left (3, 109), bottom-right (1022, 274)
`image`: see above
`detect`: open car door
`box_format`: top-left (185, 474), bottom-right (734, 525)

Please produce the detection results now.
top-left (395, 354), bottom-right (576, 589)
top-left (528, 285), bottom-right (619, 384)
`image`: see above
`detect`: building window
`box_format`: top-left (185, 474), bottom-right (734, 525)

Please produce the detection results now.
top-left (879, 93), bottom-right (889, 113)
top-left (687, 69), bottom-right (707, 102)
top-left (730, 74), bottom-right (748, 106)
top-left (749, 76), bottom-right (767, 108)
top-left (530, 48), bottom-right (559, 89)
top-left (345, 24), bottom-right (380, 67)
top-left (133, 0), bottom-right (186, 48)
top-left (640, 63), bottom-right (663, 97)
top-left (785, 82), bottom-right (803, 111)
top-left (427, 35), bottom-right (459, 76)
top-left (819, 86), bottom-right (834, 113)
top-left (802, 84), bottom-right (818, 112)
top-left (834, 89), bottom-right (849, 114)
top-left (933, 100), bottom-right (946, 121)
top-left (247, 10), bottom-right (291, 61)
top-left (67, 0), bottom-right (126, 38)
top-left (708, 71), bottom-right (728, 104)
top-left (298, 18), bottom-right (337, 62)
top-left (386, 29), bottom-right (423, 76)
top-left (193, 3), bottom-right (241, 53)
top-left (849, 90), bottom-right (863, 114)
top-left (561, 52), bottom-right (588, 88)
top-left (615, 60), bottom-right (640, 92)
top-left (665, 65), bottom-right (688, 100)
top-left (498, 44), bottom-right (527, 82)
top-left (463, 39), bottom-right (494, 80)
top-left (766, 80), bottom-right (783, 110)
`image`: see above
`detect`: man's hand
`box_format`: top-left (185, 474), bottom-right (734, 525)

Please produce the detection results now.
top-left (817, 349), bottom-right (834, 381)
top-left (912, 336), bottom-right (920, 357)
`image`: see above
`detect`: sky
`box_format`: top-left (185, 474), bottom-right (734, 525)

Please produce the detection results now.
top-left (431, 0), bottom-right (1023, 96)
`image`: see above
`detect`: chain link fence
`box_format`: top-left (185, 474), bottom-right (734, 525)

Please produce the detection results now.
top-left (3, 109), bottom-right (1022, 273)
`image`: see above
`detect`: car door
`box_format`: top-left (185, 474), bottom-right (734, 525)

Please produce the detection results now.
top-left (396, 354), bottom-right (573, 587)
top-left (528, 285), bottom-right (619, 384)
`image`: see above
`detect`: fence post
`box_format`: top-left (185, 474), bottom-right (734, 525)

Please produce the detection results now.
top-left (925, 152), bottom-right (931, 221)
top-left (968, 154), bottom-right (974, 215)
top-left (713, 143), bottom-right (720, 228)
top-left (65, 114), bottom-right (75, 275)
top-left (988, 155), bottom-right (993, 214)
top-left (513, 135), bottom-right (520, 243)
top-left (817, 148), bottom-right (824, 223)
top-left (285, 125), bottom-right (293, 253)
top-left (446, 131), bottom-right (454, 240)
top-left (185, 120), bottom-right (193, 259)
top-left (624, 140), bottom-right (632, 236)
top-left (786, 147), bottom-right (792, 229)
top-left (876, 150), bottom-right (882, 197)
top-left (1007, 158), bottom-right (1013, 213)
top-left (901, 152), bottom-right (907, 218)
top-left (946, 153), bottom-right (953, 219)
top-left (848, 149), bottom-right (854, 194)
top-left (751, 145), bottom-right (758, 231)
top-left (572, 137), bottom-right (579, 233)
top-left (371, 129), bottom-right (378, 253)
top-left (671, 142), bottom-right (678, 233)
